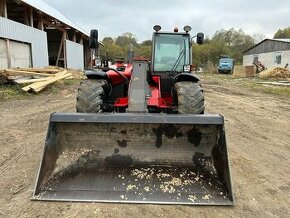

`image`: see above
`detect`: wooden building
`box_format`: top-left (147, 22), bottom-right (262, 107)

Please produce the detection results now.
top-left (0, 0), bottom-right (99, 70)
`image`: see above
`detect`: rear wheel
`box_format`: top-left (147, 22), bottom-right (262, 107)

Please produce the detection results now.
top-left (76, 79), bottom-right (107, 113)
top-left (175, 81), bottom-right (205, 114)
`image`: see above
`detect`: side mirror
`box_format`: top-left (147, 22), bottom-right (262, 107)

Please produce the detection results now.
top-left (196, 32), bottom-right (204, 45)
top-left (89, 29), bottom-right (99, 49)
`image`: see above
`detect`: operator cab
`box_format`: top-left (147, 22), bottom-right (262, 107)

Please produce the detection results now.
top-left (153, 33), bottom-right (190, 73)
top-left (151, 26), bottom-right (204, 94)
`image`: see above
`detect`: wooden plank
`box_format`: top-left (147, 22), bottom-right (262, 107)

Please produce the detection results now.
top-left (79, 36), bottom-right (83, 45)
top-left (22, 71), bottom-right (71, 92)
top-left (29, 7), bottom-right (33, 27)
top-left (24, 6), bottom-right (29, 25)
top-left (56, 31), bottom-right (65, 66)
top-left (21, 74), bottom-right (64, 91)
top-left (64, 30), bottom-right (67, 68)
top-left (73, 32), bottom-right (76, 42)
top-left (11, 68), bottom-right (60, 73)
top-left (3, 0), bottom-right (7, 18)
top-left (38, 15), bottom-right (44, 31)
top-left (7, 76), bottom-right (29, 80)
top-left (4, 69), bottom-right (53, 77)
top-left (42, 19), bottom-right (66, 32)
top-left (0, 0), bottom-right (4, 17)
top-left (14, 78), bottom-right (50, 84)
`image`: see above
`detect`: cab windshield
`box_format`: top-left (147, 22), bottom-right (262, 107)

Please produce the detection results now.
top-left (219, 58), bottom-right (232, 64)
top-left (153, 34), bottom-right (190, 72)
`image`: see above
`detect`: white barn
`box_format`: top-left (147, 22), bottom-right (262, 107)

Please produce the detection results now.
top-left (0, 0), bottom-right (100, 70)
top-left (243, 39), bottom-right (290, 69)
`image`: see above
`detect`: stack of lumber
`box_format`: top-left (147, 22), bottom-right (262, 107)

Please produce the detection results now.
top-left (21, 70), bottom-right (71, 93)
top-left (258, 67), bottom-right (290, 79)
top-left (233, 65), bottom-right (255, 77)
top-left (0, 67), bottom-right (74, 93)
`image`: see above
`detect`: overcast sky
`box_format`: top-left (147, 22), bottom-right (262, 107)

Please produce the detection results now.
top-left (43, 0), bottom-right (290, 42)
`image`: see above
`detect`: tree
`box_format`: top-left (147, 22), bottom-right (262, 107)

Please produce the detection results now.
top-left (100, 28), bottom-right (258, 66)
top-left (115, 33), bottom-right (138, 48)
top-left (102, 37), bottom-right (114, 44)
top-left (211, 28), bottom-right (255, 63)
top-left (103, 43), bottom-right (124, 62)
top-left (135, 45), bottom-right (151, 58)
top-left (274, 28), bottom-right (290, 39)
top-left (141, 40), bottom-right (152, 46)
top-left (192, 40), bottom-right (231, 67)
top-left (100, 36), bottom-right (124, 62)
top-left (252, 33), bottom-right (266, 43)
top-left (113, 32), bottom-right (139, 59)
top-left (101, 33), bottom-right (151, 62)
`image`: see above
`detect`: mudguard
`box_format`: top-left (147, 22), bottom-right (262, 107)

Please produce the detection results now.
top-left (85, 69), bottom-right (108, 80)
top-left (173, 73), bottom-right (200, 83)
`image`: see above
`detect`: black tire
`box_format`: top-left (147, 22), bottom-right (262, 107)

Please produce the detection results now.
top-left (175, 81), bottom-right (205, 114)
top-left (76, 79), bottom-right (107, 113)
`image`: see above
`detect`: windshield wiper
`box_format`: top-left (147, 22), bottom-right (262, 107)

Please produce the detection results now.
top-left (171, 49), bottom-right (185, 73)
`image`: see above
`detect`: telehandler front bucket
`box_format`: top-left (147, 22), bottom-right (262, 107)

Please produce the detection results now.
top-left (32, 113), bottom-right (234, 205)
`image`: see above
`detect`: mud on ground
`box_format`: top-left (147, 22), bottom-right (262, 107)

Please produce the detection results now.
top-left (0, 75), bottom-right (289, 217)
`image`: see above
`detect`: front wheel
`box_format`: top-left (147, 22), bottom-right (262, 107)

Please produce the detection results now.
top-left (175, 81), bottom-right (205, 114)
top-left (76, 79), bottom-right (107, 113)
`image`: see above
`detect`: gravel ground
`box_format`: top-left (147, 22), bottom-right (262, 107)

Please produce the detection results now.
top-left (0, 75), bottom-right (289, 217)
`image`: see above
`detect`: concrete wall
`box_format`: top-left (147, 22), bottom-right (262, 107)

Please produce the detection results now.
top-left (0, 17), bottom-right (48, 68)
top-left (243, 50), bottom-right (290, 68)
top-left (66, 40), bottom-right (84, 70)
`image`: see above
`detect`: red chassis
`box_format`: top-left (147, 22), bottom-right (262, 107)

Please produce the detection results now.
top-left (107, 64), bottom-right (174, 112)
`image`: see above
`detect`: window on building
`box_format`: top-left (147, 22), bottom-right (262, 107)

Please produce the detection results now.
top-left (253, 55), bottom-right (259, 63)
top-left (275, 53), bottom-right (282, 65)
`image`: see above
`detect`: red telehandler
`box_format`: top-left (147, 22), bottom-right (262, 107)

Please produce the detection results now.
top-left (33, 25), bottom-right (234, 205)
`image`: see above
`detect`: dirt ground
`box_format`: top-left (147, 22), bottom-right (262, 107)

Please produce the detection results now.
top-left (0, 75), bottom-right (289, 217)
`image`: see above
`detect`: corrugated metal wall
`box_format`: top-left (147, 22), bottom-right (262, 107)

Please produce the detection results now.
top-left (0, 17), bottom-right (49, 67)
top-left (0, 39), bottom-right (8, 69)
top-left (244, 40), bottom-right (290, 55)
top-left (10, 40), bottom-right (32, 68)
top-left (66, 40), bottom-right (84, 70)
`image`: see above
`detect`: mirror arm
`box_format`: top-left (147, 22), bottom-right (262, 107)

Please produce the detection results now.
top-left (191, 35), bottom-right (197, 45)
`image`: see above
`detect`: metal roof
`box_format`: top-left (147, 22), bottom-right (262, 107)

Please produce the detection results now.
top-left (271, 38), bottom-right (290, 43)
top-left (20, 0), bottom-right (89, 37)
top-left (243, 38), bottom-right (290, 53)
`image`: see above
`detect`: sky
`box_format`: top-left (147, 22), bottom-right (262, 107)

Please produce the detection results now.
top-left (42, 0), bottom-right (290, 42)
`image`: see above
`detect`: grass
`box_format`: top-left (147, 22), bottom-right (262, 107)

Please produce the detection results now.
top-left (1, 74), bottom-right (289, 102)
top-left (0, 83), bottom-right (31, 101)
top-left (0, 79), bottom-right (80, 102)
top-left (242, 79), bottom-right (290, 97)
top-left (199, 73), bottom-right (290, 99)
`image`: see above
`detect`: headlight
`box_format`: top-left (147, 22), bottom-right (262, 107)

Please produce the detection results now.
top-left (183, 26), bottom-right (192, 33)
top-left (183, 65), bottom-right (191, 72)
